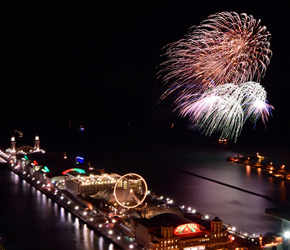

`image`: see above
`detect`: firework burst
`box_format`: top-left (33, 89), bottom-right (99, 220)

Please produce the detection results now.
top-left (176, 82), bottom-right (273, 141)
top-left (159, 11), bottom-right (272, 96)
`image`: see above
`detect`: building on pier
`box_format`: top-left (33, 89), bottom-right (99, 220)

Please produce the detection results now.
top-left (132, 213), bottom-right (232, 250)
top-left (65, 173), bottom-right (121, 196)
top-left (6, 135), bottom-right (45, 155)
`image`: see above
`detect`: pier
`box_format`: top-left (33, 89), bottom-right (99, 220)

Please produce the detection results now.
top-left (226, 153), bottom-right (290, 181)
top-left (0, 148), bottom-right (140, 250)
top-left (0, 137), bottom-right (284, 250)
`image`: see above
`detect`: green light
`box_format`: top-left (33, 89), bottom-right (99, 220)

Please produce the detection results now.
top-left (43, 166), bottom-right (50, 172)
top-left (24, 155), bottom-right (29, 160)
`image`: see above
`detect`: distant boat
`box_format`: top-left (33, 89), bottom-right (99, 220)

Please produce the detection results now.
top-left (218, 138), bottom-right (227, 143)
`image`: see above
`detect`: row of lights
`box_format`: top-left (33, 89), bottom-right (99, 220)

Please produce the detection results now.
top-left (107, 229), bottom-right (134, 249)
top-left (75, 174), bottom-right (118, 185)
top-left (15, 165), bottom-right (94, 223)
top-left (0, 149), bottom-right (10, 159)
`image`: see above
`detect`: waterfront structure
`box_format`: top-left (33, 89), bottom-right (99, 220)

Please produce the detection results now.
top-left (132, 213), bottom-right (231, 250)
top-left (7, 135), bottom-right (45, 155)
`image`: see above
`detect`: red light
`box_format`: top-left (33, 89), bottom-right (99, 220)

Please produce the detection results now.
top-left (174, 223), bottom-right (201, 235)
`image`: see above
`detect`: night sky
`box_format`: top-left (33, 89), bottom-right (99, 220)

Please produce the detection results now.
top-left (2, 1), bottom-right (290, 150)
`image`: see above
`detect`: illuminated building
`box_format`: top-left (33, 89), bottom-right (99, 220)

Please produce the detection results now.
top-left (65, 173), bottom-right (121, 196)
top-left (132, 213), bottom-right (231, 250)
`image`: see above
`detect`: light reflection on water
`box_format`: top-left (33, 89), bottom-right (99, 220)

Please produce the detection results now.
top-left (0, 166), bottom-right (118, 250)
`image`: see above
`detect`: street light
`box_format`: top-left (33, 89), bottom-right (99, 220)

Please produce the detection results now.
top-left (284, 231), bottom-right (290, 239)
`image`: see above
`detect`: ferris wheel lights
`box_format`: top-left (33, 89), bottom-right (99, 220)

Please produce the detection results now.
top-left (114, 173), bottom-right (148, 209)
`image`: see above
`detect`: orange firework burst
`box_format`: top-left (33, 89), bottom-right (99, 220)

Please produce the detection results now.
top-left (159, 11), bottom-right (272, 96)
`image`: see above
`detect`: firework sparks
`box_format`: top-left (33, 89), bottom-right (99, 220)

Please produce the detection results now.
top-left (159, 11), bottom-right (272, 95)
top-left (176, 82), bottom-right (273, 141)
top-left (241, 82), bottom-right (274, 126)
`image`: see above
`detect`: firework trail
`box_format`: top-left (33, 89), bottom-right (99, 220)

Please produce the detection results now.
top-left (176, 82), bottom-right (273, 141)
top-left (159, 11), bottom-right (272, 96)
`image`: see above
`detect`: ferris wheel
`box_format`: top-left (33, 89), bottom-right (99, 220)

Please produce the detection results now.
top-left (113, 173), bottom-right (148, 209)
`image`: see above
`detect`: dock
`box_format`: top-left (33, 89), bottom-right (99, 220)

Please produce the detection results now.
top-left (226, 153), bottom-right (290, 181)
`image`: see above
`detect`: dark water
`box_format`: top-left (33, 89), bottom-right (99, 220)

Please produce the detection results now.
top-left (1, 128), bottom-right (290, 249)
